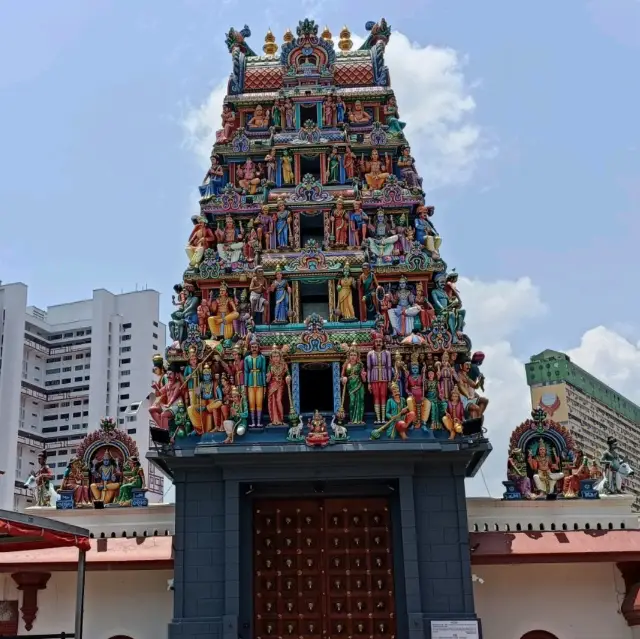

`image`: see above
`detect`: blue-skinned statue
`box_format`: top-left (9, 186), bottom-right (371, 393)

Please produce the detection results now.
top-left (430, 273), bottom-right (466, 343)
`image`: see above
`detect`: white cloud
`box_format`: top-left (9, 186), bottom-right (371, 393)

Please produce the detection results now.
top-left (182, 31), bottom-right (491, 187)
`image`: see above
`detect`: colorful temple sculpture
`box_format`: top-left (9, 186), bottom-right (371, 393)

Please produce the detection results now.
top-left (26, 418), bottom-right (148, 509)
top-left (154, 17), bottom-right (489, 447)
top-left (504, 408), bottom-right (635, 501)
top-left (150, 19), bottom-right (493, 639)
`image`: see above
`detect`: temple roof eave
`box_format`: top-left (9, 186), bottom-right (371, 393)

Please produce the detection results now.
top-left (224, 85), bottom-right (394, 105)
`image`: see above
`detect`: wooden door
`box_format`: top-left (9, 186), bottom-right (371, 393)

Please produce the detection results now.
top-left (253, 497), bottom-right (396, 639)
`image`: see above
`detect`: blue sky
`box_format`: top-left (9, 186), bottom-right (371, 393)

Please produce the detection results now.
top-left (1, 0), bottom-right (639, 494)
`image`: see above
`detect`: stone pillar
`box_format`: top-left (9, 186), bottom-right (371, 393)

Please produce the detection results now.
top-left (11, 572), bottom-right (50, 631)
top-left (413, 460), bottom-right (479, 637)
top-left (169, 468), bottom-right (226, 639)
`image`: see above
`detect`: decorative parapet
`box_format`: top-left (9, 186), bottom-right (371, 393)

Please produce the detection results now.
top-left (468, 495), bottom-right (638, 532)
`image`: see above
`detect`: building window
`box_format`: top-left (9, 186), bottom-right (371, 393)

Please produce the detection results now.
top-left (122, 323), bottom-right (132, 330)
top-left (120, 358), bottom-right (131, 365)
top-left (46, 368), bottom-right (60, 375)
top-left (153, 332), bottom-right (158, 338)
top-left (121, 334), bottom-right (132, 342)
top-left (121, 370), bottom-right (130, 376)
top-left (62, 378), bottom-right (71, 384)
top-left (63, 355), bottom-right (72, 361)
top-left (42, 427), bottom-right (57, 433)
top-left (120, 346), bottom-right (131, 353)
top-left (75, 365), bottom-right (83, 371)
top-left (119, 382), bottom-right (130, 389)
top-left (62, 366), bottom-right (71, 372)
top-left (120, 394), bottom-right (130, 400)
top-left (153, 344), bottom-right (158, 350)
top-left (127, 428), bottom-right (137, 435)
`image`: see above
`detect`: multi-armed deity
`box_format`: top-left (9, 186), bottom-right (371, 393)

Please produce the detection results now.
top-left (150, 18), bottom-right (490, 447)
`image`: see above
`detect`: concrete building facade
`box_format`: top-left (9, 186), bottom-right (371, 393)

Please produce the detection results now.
top-left (0, 282), bottom-right (166, 511)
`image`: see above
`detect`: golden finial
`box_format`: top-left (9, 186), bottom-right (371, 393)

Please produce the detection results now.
top-left (321, 26), bottom-right (333, 43)
top-left (263, 28), bottom-right (278, 56)
top-left (338, 25), bottom-right (353, 52)
top-left (283, 28), bottom-right (294, 44)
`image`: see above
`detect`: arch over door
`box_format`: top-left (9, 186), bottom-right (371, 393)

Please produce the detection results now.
top-left (521, 632), bottom-right (559, 639)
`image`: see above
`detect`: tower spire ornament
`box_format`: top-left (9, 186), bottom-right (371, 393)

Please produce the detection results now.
top-left (263, 28), bottom-right (278, 55)
top-left (338, 25), bottom-right (353, 51)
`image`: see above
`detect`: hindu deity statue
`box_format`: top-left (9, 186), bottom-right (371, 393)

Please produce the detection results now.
top-left (348, 100), bottom-right (372, 125)
top-left (306, 410), bottom-right (330, 447)
top-left (257, 205), bottom-right (276, 250)
top-left (359, 263), bottom-right (379, 321)
top-left (387, 277), bottom-right (422, 337)
top-left (331, 197), bottom-right (348, 246)
top-left (414, 205), bottom-right (441, 260)
top-left (33, 452), bottom-right (55, 507)
top-left (431, 274), bottom-right (466, 343)
top-left (393, 213), bottom-right (410, 255)
top-left (60, 456), bottom-right (90, 506)
top-left (414, 282), bottom-right (435, 331)
top-left (233, 288), bottom-right (251, 337)
top-left (405, 355), bottom-right (427, 426)
top-left (114, 457), bottom-right (146, 506)
top-left (323, 94), bottom-right (336, 127)
top-left (507, 446), bottom-right (533, 499)
top-left (224, 386), bottom-right (249, 444)
top-left (89, 450), bottom-right (122, 504)
top-left (284, 98), bottom-right (295, 129)
top-left (367, 332), bottom-right (393, 424)
top-left (436, 352), bottom-right (457, 401)
top-left (343, 145), bottom-right (356, 180)
top-left (272, 97), bottom-right (283, 128)
top-left (528, 439), bottom-right (564, 496)
top-left (562, 450), bottom-right (590, 498)
top-left (151, 353), bottom-right (168, 412)
top-left (365, 209), bottom-right (398, 262)
top-left (264, 152), bottom-right (276, 183)
top-left (220, 104), bottom-right (237, 142)
top-left (275, 198), bottom-right (292, 248)
top-left (270, 266), bottom-right (291, 324)
top-left (392, 351), bottom-right (407, 397)
top-left (281, 149), bottom-right (294, 185)
top-left (249, 266), bottom-right (269, 324)
top-left (456, 359), bottom-right (489, 420)
top-left (384, 382), bottom-right (414, 439)
top-left (243, 336), bottom-right (267, 428)
top-left (336, 95), bottom-right (346, 123)
top-left (169, 284), bottom-right (199, 344)
top-left (397, 146), bottom-right (423, 189)
top-left (230, 345), bottom-right (245, 388)
top-left (199, 153), bottom-right (225, 199)
top-left (326, 146), bottom-right (340, 183)
top-left (149, 365), bottom-right (185, 432)
top-left (215, 214), bottom-right (245, 264)
top-left (341, 344), bottom-right (366, 424)
top-left (423, 367), bottom-right (444, 431)
top-left (336, 263), bottom-right (356, 321)
top-left (469, 351), bottom-right (486, 391)
top-left (186, 215), bottom-right (215, 269)
top-left (237, 157), bottom-right (262, 194)
top-left (600, 436), bottom-right (633, 494)
top-left (362, 149), bottom-right (391, 190)
top-left (442, 386), bottom-right (465, 440)
top-left (266, 346), bottom-right (291, 426)
top-left (183, 346), bottom-right (202, 410)
top-left (187, 362), bottom-right (223, 434)
top-left (196, 299), bottom-right (210, 337)
top-left (247, 104), bottom-right (270, 129)
top-left (207, 282), bottom-right (239, 341)
top-left (349, 200), bottom-right (368, 246)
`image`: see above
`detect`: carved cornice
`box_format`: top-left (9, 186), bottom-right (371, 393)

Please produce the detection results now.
top-left (11, 571), bottom-right (51, 631)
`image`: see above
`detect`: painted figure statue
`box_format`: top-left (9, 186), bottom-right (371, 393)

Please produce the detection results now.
top-left (275, 198), bottom-right (292, 248)
top-left (187, 362), bottom-right (223, 434)
top-left (33, 452), bottom-right (55, 507)
top-left (336, 263), bottom-right (356, 321)
top-left (507, 446), bottom-right (533, 499)
top-left (414, 205), bottom-right (441, 260)
top-left (237, 157), bottom-right (262, 194)
top-left (244, 336), bottom-right (267, 428)
top-left (89, 450), bottom-right (121, 504)
top-left (362, 149), bottom-right (390, 190)
top-left (349, 201), bottom-right (368, 246)
top-left (348, 100), bottom-right (371, 125)
top-left (199, 153), bottom-right (225, 199)
top-left (169, 285), bottom-right (199, 344)
top-left (528, 439), bottom-right (564, 497)
top-left (207, 282), bottom-right (239, 341)
top-left (387, 277), bottom-right (422, 337)
top-left (266, 346), bottom-right (291, 426)
top-left (431, 273), bottom-right (465, 343)
top-left (326, 146), bottom-right (340, 183)
top-left (249, 266), bottom-right (269, 324)
top-left (384, 382), bottom-right (414, 439)
top-left (61, 456), bottom-right (91, 506)
top-left (397, 146), bottom-right (422, 189)
top-left (405, 355), bottom-right (427, 427)
top-left (270, 266), bottom-right (291, 324)
top-left (257, 205), bottom-right (276, 250)
top-left (115, 457), bottom-right (146, 506)
top-left (220, 104), bottom-right (237, 142)
top-left (186, 216), bottom-right (215, 268)
top-left (367, 333), bottom-right (393, 424)
top-left (247, 104), bottom-right (270, 129)
top-left (281, 149), bottom-right (294, 185)
top-left (341, 344), bottom-right (367, 424)
top-left (598, 436), bottom-right (634, 494)
top-left (359, 263), bottom-right (379, 321)
top-left (331, 197), bottom-right (348, 246)
top-left (442, 386), bottom-right (465, 440)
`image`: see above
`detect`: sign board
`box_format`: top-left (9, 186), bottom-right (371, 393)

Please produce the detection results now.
top-left (431, 620), bottom-right (480, 639)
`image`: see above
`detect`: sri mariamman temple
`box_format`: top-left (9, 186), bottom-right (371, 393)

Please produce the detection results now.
top-left (4, 18), bottom-right (640, 639)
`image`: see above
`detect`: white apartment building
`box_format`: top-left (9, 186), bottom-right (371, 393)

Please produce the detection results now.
top-left (0, 283), bottom-right (167, 511)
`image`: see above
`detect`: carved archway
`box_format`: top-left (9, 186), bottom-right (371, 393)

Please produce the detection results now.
top-left (521, 632), bottom-right (559, 639)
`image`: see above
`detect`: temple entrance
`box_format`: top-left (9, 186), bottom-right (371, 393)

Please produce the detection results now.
top-left (299, 211), bottom-right (324, 247)
top-left (300, 103), bottom-right (318, 125)
top-left (299, 363), bottom-right (333, 414)
top-left (300, 154), bottom-right (321, 182)
top-left (253, 497), bottom-right (396, 639)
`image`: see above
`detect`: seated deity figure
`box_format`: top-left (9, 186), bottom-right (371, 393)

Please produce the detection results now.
top-left (114, 456), bottom-right (146, 506)
top-left (528, 439), bottom-right (564, 497)
top-left (348, 100), bottom-right (372, 125)
top-left (365, 209), bottom-right (398, 262)
top-left (362, 149), bottom-right (391, 190)
top-left (215, 215), bottom-right (245, 264)
top-left (61, 456), bottom-right (91, 506)
top-left (430, 273), bottom-right (465, 344)
top-left (397, 146), bottom-right (423, 189)
top-left (187, 362), bottom-right (223, 435)
top-left (247, 104), bottom-right (270, 129)
top-left (387, 277), bottom-right (422, 337)
top-left (185, 215), bottom-right (215, 268)
top-left (199, 153), bottom-right (225, 199)
top-left (89, 450), bottom-right (122, 504)
top-left (414, 205), bottom-right (441, 260)
top-left (219, 104), bottom-right (237, 142)
top-left (237, 157), bottom-right (262, 195)
top-left (207, 282), bottom-right (239, 341)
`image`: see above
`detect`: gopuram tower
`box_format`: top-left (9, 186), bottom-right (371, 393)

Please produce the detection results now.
top-left (151, 18), bottom-right (491, 639)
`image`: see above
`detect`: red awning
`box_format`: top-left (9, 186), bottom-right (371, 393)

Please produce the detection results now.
top-left (0, 509), bottom-right (91, 553)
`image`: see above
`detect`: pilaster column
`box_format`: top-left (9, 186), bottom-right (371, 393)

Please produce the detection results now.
top-left (11, 571), bottom-right (51, 631)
